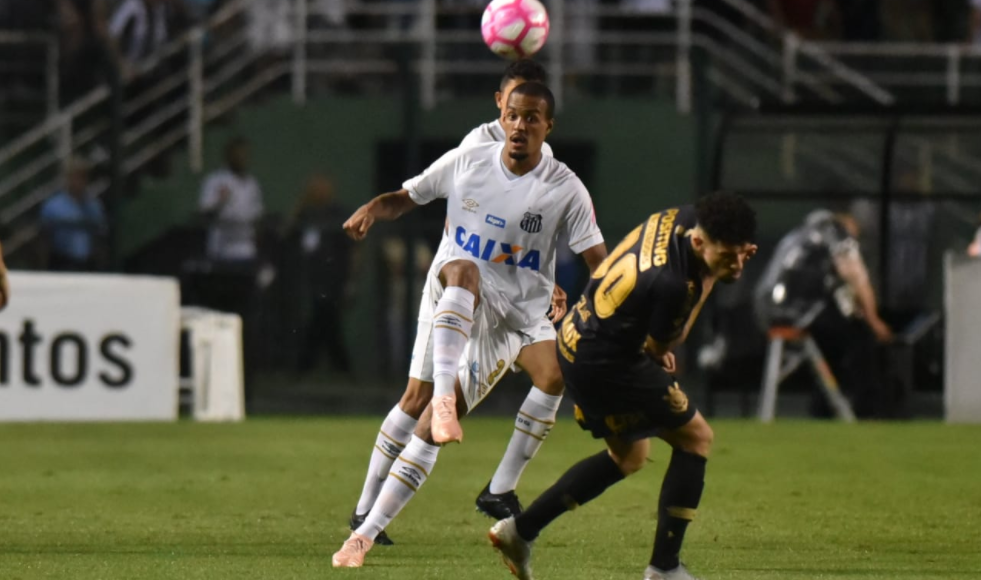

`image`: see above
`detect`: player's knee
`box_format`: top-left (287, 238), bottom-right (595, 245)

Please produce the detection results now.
top-left (607, 442), bottom-right (648, 476)
top-left (686, 421), bottom-right (714, 458)
top-left (536, 370), bottom-right (564, 396)
top-left (439, 260), bottom-right (481, 297)
top-left (399, 380), bottom-right (433, 418)
top-left (610, 452), bottom-right (646, 476)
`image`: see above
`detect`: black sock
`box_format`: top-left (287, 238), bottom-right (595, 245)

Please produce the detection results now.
top-left (650, 449), bottom-right (707, 571)
top-left (515, 450), bottom-right (625, 541)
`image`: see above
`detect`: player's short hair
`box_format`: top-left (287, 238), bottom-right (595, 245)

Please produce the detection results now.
top-left (500, 59), bottom-right (547, 90)
top-left (508, 81), bottom-right (555, 120)
top-left (695, 192), bottom-right (757, 245)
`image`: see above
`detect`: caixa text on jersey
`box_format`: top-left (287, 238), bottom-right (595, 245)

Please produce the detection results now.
top-left (454, 226), bottom-right (541, 271)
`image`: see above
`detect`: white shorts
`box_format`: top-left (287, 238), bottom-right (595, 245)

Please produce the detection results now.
top-left (408, 270), bottom-right (557, 412)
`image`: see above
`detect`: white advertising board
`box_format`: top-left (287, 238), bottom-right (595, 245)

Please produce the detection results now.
top-left (0, 272), bottom-right (180, 421)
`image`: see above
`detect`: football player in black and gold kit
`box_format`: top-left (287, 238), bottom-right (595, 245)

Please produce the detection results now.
top-left (489, 193), bottom-right (757, 580)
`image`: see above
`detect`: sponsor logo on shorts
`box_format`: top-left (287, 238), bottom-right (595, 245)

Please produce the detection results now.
top-left (485, 214), bottom-right (506, 228)
top-left (663, 382), bottom-right (689, 414)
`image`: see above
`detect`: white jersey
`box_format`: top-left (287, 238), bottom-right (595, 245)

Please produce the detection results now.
top-left (460, 119), bottom-right (554, 158)
top-left (404, 142), bottom-right (603, 330)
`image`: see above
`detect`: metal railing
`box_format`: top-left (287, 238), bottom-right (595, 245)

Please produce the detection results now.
top-left (10, 0), bottom-right (974, 261)
top-left (811, 41), bottom-right (981, 106)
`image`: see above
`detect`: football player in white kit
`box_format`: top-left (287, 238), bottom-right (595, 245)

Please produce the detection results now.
top-left (344, 61), bottom-right (578, 548)
top-left (332, 82), bottom-right (608, 568)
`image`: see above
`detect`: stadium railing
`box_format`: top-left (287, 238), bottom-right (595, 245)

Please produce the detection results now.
top-left (3, 0), bottom-right (980, 265)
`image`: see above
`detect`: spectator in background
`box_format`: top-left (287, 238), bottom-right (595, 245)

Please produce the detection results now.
top-left (767, 0), bottom-right (841, 40)
top-left (971, 0), bottom-right (981, 44)
top-left (109, 0), bottom-right (171, 73)
top-left (285, 173), bottom-right (356, 375)
top-left (199, 136), bottom-right (265, 264)
top-left (40, 158), bottom-right (108, 272)
top-left (879, 0), bottom-right (933, 42)
top-left (754, 210), bottom-right (891, 418)
top-left (58, 0), bottom-right (116, 103)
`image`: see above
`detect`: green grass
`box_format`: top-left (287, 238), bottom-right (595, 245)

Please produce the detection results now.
top-left (0, 418), bottom-right (979, 579)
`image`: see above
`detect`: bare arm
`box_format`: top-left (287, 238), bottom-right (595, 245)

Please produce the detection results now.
top-left (579, 242), bottom-right (608, 275)
top-left (342, 189), bottom-right (419, 241)
top-left (834, 252), bottom-right (892, 342)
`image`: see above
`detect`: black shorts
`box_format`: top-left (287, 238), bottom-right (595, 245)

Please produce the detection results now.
top-left (559, 353), bottom-right (698, 440)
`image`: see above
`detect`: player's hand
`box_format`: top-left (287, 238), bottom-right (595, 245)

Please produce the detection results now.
top-left (549, 285), bottom-right (568, 323)
top-left (869, 317), bottom-right (893, 344)
top-left (656, 352), bottom-right (677, 373)
top-left (343, 204), bottom-right (376, 241)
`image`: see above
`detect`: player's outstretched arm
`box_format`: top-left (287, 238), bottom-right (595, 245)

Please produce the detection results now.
top-left (343, 189), bottom-right (419, 241)
top-left (0, 240), bottom-right (9, 310)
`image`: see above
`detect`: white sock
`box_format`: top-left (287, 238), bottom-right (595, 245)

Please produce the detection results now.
top-left (431, 287), bottom-right (475, 399)
top-left (356, 435), bottom-right (440, 540)
top-left (489, 386), bottom-right (562, 494)
top-left (354, 405), bottom-right (418, 516)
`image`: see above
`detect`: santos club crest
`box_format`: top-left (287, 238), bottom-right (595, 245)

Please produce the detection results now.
top-left (520, 212), bottom-right (543, 233)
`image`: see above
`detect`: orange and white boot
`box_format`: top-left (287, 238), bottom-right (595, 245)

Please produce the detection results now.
top-left (331, 532), bottom-right (373, 568)
top-left (431, 394), bottom-right (463, 444)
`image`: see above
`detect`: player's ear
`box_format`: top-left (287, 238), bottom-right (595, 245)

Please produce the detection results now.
top-left (495, 91), bottom-right (504, 110)
top-left (546, 118), bottom-right (554, 134)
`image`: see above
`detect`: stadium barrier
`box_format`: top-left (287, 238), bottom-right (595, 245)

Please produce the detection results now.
top-left (180, 307), bottom-right (245, 422)
top-left (944, 253), bottom-right (981, 424)
top-left (0, 272), bottom-right (180, 421)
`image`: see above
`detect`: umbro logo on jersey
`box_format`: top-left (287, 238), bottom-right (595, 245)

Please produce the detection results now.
top-left (485, 214), bottom-right (506, 228)
top-left (520, 212), bottom-right (543, 233)
top-left (455, 226), bottom-right (541, 271)
top-left (462, 198), bottom-right (479, 213)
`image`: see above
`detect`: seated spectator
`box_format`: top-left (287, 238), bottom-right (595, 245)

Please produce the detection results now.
top-left (109, 0), bottom-right (170, 71)
top-left (879, 0), bottom-right (933, 42)
top-left (58, 0), bottom-right (115, 103)
top-left (767, 0), bottom-right (842, 40)
top-left (972, 0), bottom-right (981, 44)
top-left (754, 210), bottom-right (892, 418)
top-left (40, 158), bottom-right (108, 272)
top-left (199, 136), bottom-right (265, 264)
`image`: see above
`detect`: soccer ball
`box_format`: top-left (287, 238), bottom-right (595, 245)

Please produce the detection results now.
top-left (481, 0), bottom-right (550, 60)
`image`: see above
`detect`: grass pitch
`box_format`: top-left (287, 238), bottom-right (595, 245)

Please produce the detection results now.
top-left (0, 418), bottom-right (978, 579)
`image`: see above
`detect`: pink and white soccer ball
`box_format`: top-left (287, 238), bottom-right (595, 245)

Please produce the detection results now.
top-left (481, 0), bottom-right (550, 60)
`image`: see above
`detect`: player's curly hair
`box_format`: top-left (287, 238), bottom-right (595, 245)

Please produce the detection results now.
top-left (500, 59), bottom-right (547, 89)
top-left (695, 192), bottom-right (757, 245)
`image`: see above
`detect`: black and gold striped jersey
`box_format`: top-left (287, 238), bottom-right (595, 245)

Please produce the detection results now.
top-left (559, 205), bottom-right (704, 365)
